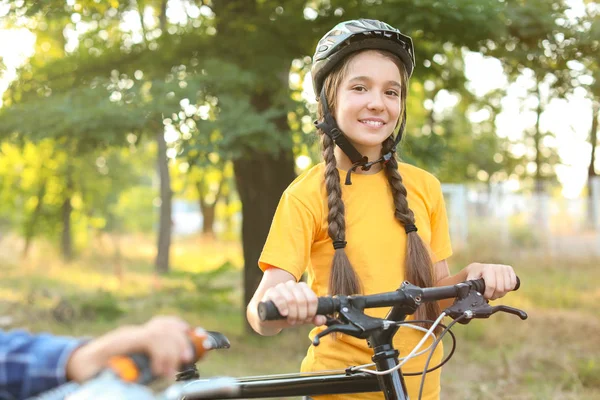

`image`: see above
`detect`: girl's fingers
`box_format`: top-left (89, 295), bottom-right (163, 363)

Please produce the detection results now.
top-left (287, 281), bottom-right (308, 322)
top-left (474, 263), bottom-right (517, 300)
top-left (482, 267), bottom-right (495, 300)
top-left (492, 266), bottom-right (506, 300)
top-left (313, 315), bottom-right (327, 326)
top-left (264, 286), bottom-right (291, 318)
top-left (299, 282), bottom-right (319, 323)
top-left (479, 264), bottom-right (517, 300)
top-left (506, 267), bottom-right (517, 292)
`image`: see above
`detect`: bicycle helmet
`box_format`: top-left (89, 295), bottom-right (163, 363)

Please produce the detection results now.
top-left (312, 19), bottom-right (415, 96)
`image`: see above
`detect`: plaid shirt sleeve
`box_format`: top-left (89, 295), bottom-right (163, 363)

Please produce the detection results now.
top-left (0, 330), bottom-right (83, 400)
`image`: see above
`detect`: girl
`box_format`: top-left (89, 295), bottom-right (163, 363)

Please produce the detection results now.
top-left (247, 19), bottom-right (517, 400)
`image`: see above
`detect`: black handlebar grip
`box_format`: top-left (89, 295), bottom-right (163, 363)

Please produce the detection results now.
top-left (258, 297), bottom-right (339, 322)
top-left (258, 301), bottom-right (283, 321)
top-left (316, 297), bottom-right (337, 315)
top-left (466, 278), bottom-right (486, 294)
top-left (467, 276), bottom-right (521, 295)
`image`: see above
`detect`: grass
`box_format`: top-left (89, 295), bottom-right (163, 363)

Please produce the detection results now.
top-left (1, 232), bottom-right (599, 399)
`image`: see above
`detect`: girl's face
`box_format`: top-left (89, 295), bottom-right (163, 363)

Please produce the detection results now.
top-left (334, 50), bottom-right (402, 154)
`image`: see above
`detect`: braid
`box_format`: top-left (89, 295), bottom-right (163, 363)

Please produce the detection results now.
top-left (323, 135), bottom-right (346, 243)
top-left (382, 137), bottom-right (440, 323)
top-left (322, 135), bottom-right (362, 296)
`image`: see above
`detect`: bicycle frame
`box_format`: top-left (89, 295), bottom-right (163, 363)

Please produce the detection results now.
top-left (183, 372), bottom-right (380, 399)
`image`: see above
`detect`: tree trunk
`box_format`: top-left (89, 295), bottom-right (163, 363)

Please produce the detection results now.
top-left (234, 149), bottom-right (296, 333)
top-left (154, 1), bottom-right (172, 274)
top-left (159, 0), bottom-right (167, 33)
top-left (202, 206), bottom-right (216, 236)
top-left (530, 79), bottom-right (550, 247)
top-left (223, 184), bottom-right (233, 235)
top-left (196, 176), bottom-right (225, 238)
top-left (137, 0), bottom-right (148, 41)
top-left (587, 101), bottom-right (599, 227)
top-left (534, 83), bottom-right (544, 194)
top-left (197, 183), bottom-right (216, 238)
top-left (155, 126), bottom-right (172, 274)
top-left (22, 182), bottom-right (46, 259)
top-left (61, 169), bottom-right (74, 261)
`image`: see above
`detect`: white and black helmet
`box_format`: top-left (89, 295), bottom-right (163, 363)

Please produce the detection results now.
top-left (311, 19), bottom-right (415, 96)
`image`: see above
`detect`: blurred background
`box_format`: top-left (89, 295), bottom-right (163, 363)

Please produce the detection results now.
top-left (0, 0), bottom-right (598, 399)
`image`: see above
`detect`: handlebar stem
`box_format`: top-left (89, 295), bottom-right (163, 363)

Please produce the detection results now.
top-left (371, 344), bottom-right (409, 400)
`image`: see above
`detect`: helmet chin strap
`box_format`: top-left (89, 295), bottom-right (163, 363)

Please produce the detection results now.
top-left (314, 87), bottom-right (366, 166)
top-left (314, 87), bottom-right (405, 185)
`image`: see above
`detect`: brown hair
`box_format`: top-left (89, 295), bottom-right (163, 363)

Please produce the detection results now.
top-left (317, 50), bottom-right (440, 323)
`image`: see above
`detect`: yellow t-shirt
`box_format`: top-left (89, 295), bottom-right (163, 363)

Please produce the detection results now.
top-left (259, 162), bottom-right (453, 400)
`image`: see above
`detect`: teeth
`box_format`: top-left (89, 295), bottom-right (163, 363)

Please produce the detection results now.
top-left (361, 120), bottom-right (383, 126)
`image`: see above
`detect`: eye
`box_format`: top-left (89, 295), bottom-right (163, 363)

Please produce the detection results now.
top-left (386, 89), bottom-right (400, 97)
top-left (351, 85), bottom-right (367, 92)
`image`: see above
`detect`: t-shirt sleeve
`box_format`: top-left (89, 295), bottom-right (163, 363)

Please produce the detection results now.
top-left (429, 178), bottom-right (453, 262)
top-left (258, 191), bottom-right (316, 281)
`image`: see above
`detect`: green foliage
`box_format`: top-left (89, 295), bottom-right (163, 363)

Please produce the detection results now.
top-left (1, 0), bottom-right (531, 164)
top-left (0, 138), bottom-right (156, 250)
top-left (0, 140), bottom-right (64, 242)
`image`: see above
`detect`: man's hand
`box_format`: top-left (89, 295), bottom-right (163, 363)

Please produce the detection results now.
top-left (66, 316), bottom-right (194, 382)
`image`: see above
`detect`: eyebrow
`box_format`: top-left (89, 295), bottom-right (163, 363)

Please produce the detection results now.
top-left (348, 76), bottom-right (401, 88)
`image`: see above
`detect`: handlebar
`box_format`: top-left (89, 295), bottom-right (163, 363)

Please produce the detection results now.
top-left (258, 277), bottom-right (521, 321)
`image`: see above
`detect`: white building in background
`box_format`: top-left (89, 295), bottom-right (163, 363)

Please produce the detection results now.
top-left (171, 200), bottom-right (202, 235)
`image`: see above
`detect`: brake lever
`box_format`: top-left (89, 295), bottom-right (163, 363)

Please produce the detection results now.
top-left (312, 323), bottom-right (364, 346)
top-left (464, 303), bottom-right (528, 322)
top-left (444, 291), bottom-right (528, 324)
top-left (490, 305), bottom-right (528, 320)
top-left (310, 312), bottom-right (348, 345)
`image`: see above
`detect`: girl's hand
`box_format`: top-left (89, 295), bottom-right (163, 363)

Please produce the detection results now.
top-left (465, 263), bottom-right (518, 300)
top-left (261, 281), bottom-right (327, 326)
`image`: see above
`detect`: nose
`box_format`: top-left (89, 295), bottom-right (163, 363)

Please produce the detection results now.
top-left (367, 91), bottom-right (385, 111)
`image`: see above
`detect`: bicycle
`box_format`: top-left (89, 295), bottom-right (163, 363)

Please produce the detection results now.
top-left (29, 278), bottom-right (527, 400)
